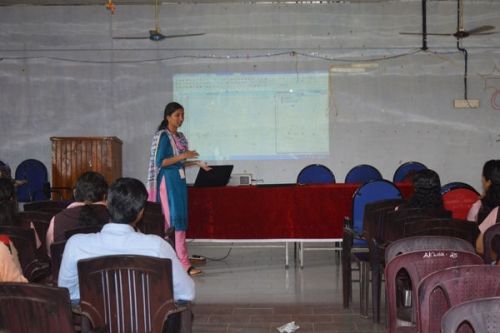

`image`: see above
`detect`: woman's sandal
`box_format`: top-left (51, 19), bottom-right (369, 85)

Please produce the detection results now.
top-left (188, 266), bottom-right (203, 276)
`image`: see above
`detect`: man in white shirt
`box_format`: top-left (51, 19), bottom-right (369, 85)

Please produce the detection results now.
top-left (58, 177), bottom-right (195, 302)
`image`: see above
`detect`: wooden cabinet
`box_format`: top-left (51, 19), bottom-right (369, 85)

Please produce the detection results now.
top-left (50, 137), bottom-right (122, 199)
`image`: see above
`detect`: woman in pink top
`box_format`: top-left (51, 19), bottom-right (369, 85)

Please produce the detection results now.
top-left (474, 161), bottom-right (500, 254)
top-left (467, 159), bottom-right (499, 222)
top-left (0, 235), bottom-right (27, 282)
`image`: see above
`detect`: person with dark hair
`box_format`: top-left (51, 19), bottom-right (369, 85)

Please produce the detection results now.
top-left (467, 159), bottom-right (499, 222)
top-left (46, 171), bottom-right (109, 253)
top-left (0, 179), bottom-right (28, 282)
top-left (58, 177), bottom-right (194, 303)
top-left (0, 178), bottom-right (18, 226)
top-left (146, 102), bottom-right (210, 277)
top-left (397, 169), bottom-right (444, 210)
top-left (0, 177), bottom-right (41, 248)
top-left (474, 162), bottom-right (500, 254)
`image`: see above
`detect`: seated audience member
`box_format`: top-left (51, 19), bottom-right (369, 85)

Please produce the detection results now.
top-left (475, 164), bottom-right (500, 255)
top-left (468, 159), bottom-right (500, 222)
top-left (58, 177), bottom-right (195, 302)
top-left (46, 171), bottom-right (109, 253)
top-left (397, 169), bottom-right (444, 211)
top-left (0, 178), bottom-right (41, 247)
top-left (0, 178), bottom-right (18, 226)
top-left (0, 234), bottom-right (27, 282)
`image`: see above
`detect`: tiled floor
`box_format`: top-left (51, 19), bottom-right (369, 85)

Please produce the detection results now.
top-left (188, 242), bottom-right (387, 333)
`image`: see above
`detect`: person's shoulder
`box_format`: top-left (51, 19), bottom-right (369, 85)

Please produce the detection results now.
top-left (56, 203), bottom-right (84, 217)
top-left (132, 232), bottom-right (166, 244)
top-left (65, 231), bottom-right (98, 245)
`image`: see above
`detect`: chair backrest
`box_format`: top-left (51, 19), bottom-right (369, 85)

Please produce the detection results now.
top-left (50, 240), bottom-right (67, 286)
top-left (385, 235), bottom-right (475, 264)
top-left (0, 226), bottom-right (38, 279)
top-left (441, 182), bottom-right (479, 195)
top-left (441, 296), bottom-right (500, 333)
top-left (64, 225), bottom-right (103, 240)
top-left (378, 207), bottom-right (454, 243)
top-left (0, 282), bottom-right (75, 333)
top-left (78, 255), bottom-right (177, 333)
top-left (442, 187), bottom-right (480, 220)
top-left (344, 164), bottom-right (383, 184)
top-left (362, 199), bottom-right (404, 243)
top-left (418, 265), bottom-right (500, 333)
top-left (483, 222), bottom-right (500, 264)
top-left (23, 200), bottom-right (71, 214)
top-left (392, 161), bottom-right (427, 183)
top-left (15, 159), bottom-right (50, 202)
top-left (352, 180), bottom-right (402, 236)
top-left (136, 203), bottom-right (166, 239)
top-left (385, 250), bottom-right (483, 333)
top-left (403, 218), bottom-right (479, 245)
top-left (296, 164), bottom-right (335, 185)
top-left (17, 211), bottom-right (52, 259)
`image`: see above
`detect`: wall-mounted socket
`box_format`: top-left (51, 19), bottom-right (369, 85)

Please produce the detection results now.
top-left (454, 99), bottom-right (480, 109)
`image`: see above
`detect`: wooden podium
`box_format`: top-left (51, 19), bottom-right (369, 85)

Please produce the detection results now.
top-left (50, 137), bottom-right (123, 200)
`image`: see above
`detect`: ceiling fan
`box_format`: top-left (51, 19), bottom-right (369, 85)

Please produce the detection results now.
top-left (400, 0), bottom-right (497, 41)
top-left (112, 0), bottom-right (205, 42)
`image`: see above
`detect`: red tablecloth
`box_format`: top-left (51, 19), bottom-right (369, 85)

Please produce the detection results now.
top-left (187, 183), bottom-right (413, 240)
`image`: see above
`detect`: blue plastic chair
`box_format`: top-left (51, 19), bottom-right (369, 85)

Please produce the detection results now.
top-left (351, 180), bottom-right (403, 242)
top-left (295, 164), bottom-right (335, 267)
top-left (344, 164), bottom-right (383, 184)
top-left (297, 164), bottom-right (335, 184)
top-left (392, 161), bottom-right (427, 183)
top-left (440, 182), bottom-right (479, 195)
top-left (15, 159), bottom-right (50, 202)
top-left (343, 179), bottom-right (403, 314)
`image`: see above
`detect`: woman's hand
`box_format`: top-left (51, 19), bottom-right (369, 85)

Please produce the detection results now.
top-left (196, 160), bottom-right (212, 171)
top-left (183, 150), bottom-right (199, 160)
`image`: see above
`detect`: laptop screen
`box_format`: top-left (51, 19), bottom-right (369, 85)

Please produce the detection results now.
top-left (193, 165), bottom-right (234, 187)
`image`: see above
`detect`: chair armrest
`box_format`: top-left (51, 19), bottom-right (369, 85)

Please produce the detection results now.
top-left (24, 259), bottom-right (51, 282)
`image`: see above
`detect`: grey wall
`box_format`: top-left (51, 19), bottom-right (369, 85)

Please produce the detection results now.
top-left (1, 0), bottom-right (499, 190)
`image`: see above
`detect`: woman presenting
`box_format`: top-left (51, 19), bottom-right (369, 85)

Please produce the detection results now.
top-left (147, 102), bottom-right (209, 276)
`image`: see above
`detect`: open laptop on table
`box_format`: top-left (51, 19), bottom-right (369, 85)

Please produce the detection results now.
top-left (193, 165), bottom-right (234, 187)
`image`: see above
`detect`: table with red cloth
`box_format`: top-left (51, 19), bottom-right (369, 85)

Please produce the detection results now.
top-left (187, 183), bottom-right (413, 240)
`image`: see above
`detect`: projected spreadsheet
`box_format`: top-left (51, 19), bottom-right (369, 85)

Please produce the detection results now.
top-left (174, 73), bottom-right (329, 160)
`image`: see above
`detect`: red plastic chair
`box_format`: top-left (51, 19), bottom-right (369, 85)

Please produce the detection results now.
top-left (441, 296), bottom-right (500, 333)
top-left (418, 265), bottom-right (500, 333)
top-left (442, 188), bottom-right (480, 220)
top-left (385, 250), bottom-right (483, 333)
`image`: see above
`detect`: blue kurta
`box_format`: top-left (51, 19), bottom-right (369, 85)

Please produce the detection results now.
top-left (155, 132), bottom-right (188, 231)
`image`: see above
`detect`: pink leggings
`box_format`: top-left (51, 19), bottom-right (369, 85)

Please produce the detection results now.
top-left (159, 178), bottom-right (191, 271)
top-left (175, 231), bottom-right (191, 270)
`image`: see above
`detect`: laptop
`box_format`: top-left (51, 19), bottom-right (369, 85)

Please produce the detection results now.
top-left (193, 165), bottom-right (234, 187)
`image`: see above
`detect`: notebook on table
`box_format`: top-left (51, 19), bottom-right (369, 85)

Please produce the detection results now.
top-left (193, 165), bottom-right (234, 187)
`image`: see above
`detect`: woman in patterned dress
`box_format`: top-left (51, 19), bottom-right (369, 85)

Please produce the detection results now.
top-left (147, 102), bottom-right (209, 276)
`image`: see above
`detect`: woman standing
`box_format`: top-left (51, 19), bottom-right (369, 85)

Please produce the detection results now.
top-left (147, 102), bottom-right (209, 276)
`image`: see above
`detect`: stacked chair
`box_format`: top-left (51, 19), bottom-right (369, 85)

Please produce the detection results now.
top-left (441, 296), bottom-right (500, 333)
top-left (342, 179), bottom-right (402, 316)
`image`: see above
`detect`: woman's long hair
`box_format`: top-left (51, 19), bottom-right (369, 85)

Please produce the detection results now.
top-left (73, 172), bottom-right (108, 227)
top-left (157, 102), bottom-right (184, 131)
top-left (478, 160), bottom-right (500, 223)
top-left (0, 178), bottom-right (18, 226)
top-left (405, 169), bottom-right (443, 210)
